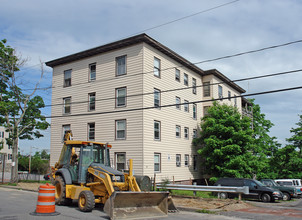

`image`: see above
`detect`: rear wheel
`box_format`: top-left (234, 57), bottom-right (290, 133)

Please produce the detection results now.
top-left (54, 176), bottom-right (72, 205)
top-left (261, 193), bottom-right (271, 203)
top-left (78, 190), bottom-right (95, 212)
top-left (283, 192), bottom-right (291, 201)
top-left (218, 192), bottom-right (228, 199)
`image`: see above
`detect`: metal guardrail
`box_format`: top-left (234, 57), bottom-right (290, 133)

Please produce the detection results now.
top-left (156, 184), bottom-right (249, 200)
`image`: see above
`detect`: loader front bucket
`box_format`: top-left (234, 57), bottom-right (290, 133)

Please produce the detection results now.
top-left (104, 191), bottom-right (169, 219)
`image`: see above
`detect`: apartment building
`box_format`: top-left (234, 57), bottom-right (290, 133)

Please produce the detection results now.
top-left (0, 126), bottom-right (12, 171)
top-left (46, 34), bottom-right (246, 182)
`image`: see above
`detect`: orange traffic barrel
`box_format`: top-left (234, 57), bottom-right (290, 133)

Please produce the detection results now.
top-left (30, 183), bottom-right (60, 216)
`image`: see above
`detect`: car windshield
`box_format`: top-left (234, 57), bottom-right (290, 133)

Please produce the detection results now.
top-left (254, 180), bottom-right (265, 187)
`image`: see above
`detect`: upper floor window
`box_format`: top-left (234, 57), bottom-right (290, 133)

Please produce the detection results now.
top-left (116, 87), bottom-right (126, 107)
top-left (63, 97), bottom-right (71, 114)
top-left (89, 63), bottom-right (96, 81)
top-left (203, 82), bottom-right (210, 97)
top-left (116, 119), bottom-right (126, 140)
top-left (116, 55), bottom-right (126, 76)
top-left (175, 68), bottom-right (180, 82)
top-left (88, 93), bottom-right (96, 111)
top-left (234, 95), bottom-right (237, 107)
top-left (184, 100), bottom-right (189, 112)
top-left (193, 129), bottom-right (197, 138)
top-left (154, 120), bottom-right (161, 141)
top-left (218, 85), bottom-right (223, 99)
top-left (204, 106), bottom-right (210, 116)
top-left (176, 154), bottom-right (181, 167)
top-left (64, 69), bottom-right (71, 87)
top-left (193, 155), bottom-right (198, 171)
top-left (154, 88), bottom-right (161, 108)
top-left (176, 125), bottom-right (181, 138)
top-left (154, 57), bottom-right (160, 77)
top-left (228, 91), bottom-right (231, 101)
top-left (62, 124), bottom-right (70, 141)
top-left (193, 104), bottom-right (197, 120)
top-left (184, 73), bottom-right (188, 86)
top-left (88, 122), bottom-right (95, 140)
top-left (184, 127), bottom-right (189, 139)
top-left (192, 78), bottom-right (196, 94)
top-left (176, 97), bottom-right (181, 110)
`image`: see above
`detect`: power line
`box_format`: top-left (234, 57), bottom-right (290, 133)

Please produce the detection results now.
top-left (42, 85), bottom-right (302, 119)
top-left (43, 68), bottom-right (302, 108)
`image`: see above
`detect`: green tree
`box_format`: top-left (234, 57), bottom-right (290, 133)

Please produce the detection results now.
top-left (194, 102), bottom-right (258, 180)
top-left (0, 39), bottom-right (50, 182)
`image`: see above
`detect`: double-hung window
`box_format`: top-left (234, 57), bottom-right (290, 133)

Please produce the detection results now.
top-left (154, 57), bottom-right (160, 77)
top-left (193, 129), bottom-right (197, 139)
top-left (176, 154), bottom-right (181, 167)
top-left (193, 104), bottom-right (197, 120)
top-left (154, 121), bottom-right (161, 140)
top-left (218, 85), bottom-right (223, 99)
top-left (192, 78), bottom-right (196, 94)
top-left (228, 91), bottom-right (231, 101)
top-left (89, 63), bottom-right (96, 81)
top-left (184, 127), bottom-right (189, 139)
top-left (88, 123), bottom-right (95, 140)
top-left (154, 88), bottom-right (160, 108)
top-left (234, 95), bottom-right (237, 107)
top-left (116, 55), bottom-right (126, 76)
top-left (63, 97), bottom-right (71, 114)
top-left (185, 154), bottom-right (189, 167)
top-left (176, 125), bottom-right (181, 138)
top-left (88, 93), bottom-right (96, 111)
top-left (176, 97), bottom-right (181, 110)
top-left (64, 69), bottom-right (71, 87)
top-left (203, 82), bottom-right (210, 97)
top-left (184, 73), bottom-right (188, 86)
top-left (116, 153), bottom-right (126, 171)
top-left (116, 87), bottom-right (126, 107)
top-left (175, 69), bottom-right (180, 81)
top-left (184, 100), bottom-right (189, 112)
top-left (116, 120), bottom-right (126, 140)
top-left (154, 153), bottom-right (161, 172)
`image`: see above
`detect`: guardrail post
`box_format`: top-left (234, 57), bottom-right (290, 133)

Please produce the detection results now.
top-left (238, 193), bottom-right (242, 200)
top-left (193, 182), bottom-right (197, 196)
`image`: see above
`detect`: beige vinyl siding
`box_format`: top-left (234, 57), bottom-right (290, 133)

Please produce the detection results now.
top-left (142, 43), bottom-right (202, 182)
top-left (50, 44), bottom-right (145, 173)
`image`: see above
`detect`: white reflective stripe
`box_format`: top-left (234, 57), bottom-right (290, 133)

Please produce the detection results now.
top-left (39, 188), bottom-right (55, 191)
top-left (37, 201), bottom-right (55, 206)
top-left (38, 193), bottom-right (55, 197)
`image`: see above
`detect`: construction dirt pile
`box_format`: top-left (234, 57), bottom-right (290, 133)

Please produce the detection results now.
top-left (172, 196), bottom-right (252, 211)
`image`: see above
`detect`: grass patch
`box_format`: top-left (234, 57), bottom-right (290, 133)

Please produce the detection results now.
top-left (170, 189), bottom-right (216, 198)
top-left (19, 180), bottom-right (51, 184)
top-left (196, 209), bottom-right (217, 214)
top-left (4, 183), bottom-right (18, 186)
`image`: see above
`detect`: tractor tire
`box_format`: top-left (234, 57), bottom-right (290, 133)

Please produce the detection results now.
top-left (54, 176), bottom-right (72, 205)
top-left (78, 190), bottom-right (95, 212)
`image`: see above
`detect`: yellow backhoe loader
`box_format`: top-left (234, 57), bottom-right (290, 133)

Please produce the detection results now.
top-left (50, 131), bottom-right (170, 219)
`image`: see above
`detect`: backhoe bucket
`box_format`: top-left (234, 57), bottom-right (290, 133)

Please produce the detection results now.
top-left (104, 191), bottom-right (169, 219)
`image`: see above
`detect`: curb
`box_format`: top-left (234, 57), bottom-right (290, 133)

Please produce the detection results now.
top-left (0, 185), bottom-right (39, 192)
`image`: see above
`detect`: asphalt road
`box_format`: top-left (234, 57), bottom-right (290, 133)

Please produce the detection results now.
top-left (0, 187), bottom-right (243, 220)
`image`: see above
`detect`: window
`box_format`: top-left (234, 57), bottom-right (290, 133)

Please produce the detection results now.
top-left (62, 124), bottom-right (70, 141)
top-left (88, 123), bottom-right (95, 140)
top-left (64, 69), bottom-right (71, 87)
top-left (218, 85), bottom-right (223, 99)
top-left (228, 91), bottom-right (231, 101)
top-left (176, 154), bottom-right (181, 167)
top-left (204, 106), bottom-right (210, 116)
top-left (154, 57), bottom-right (160, 77)
top-left (176, 125), bottom-right (181, 138)
top-left (184, 73), bottom-right (188, 86)
top-left (234, 95), bottom-right (237, 107)
top-left (203, 81), bottom-right (210, 97)
top-left (154, 88), bottom-right (160, 108)
top-left (154, 121), bottom-right (161, 140)
top-left (176, 97), bottom-right (181, 110)
top-left (116, 153), bottom-right (126, 171)
top-left (89, 63), bottom-right (96, 81)
top-left (192, 78), bottom-right (196, 94)
top-left (193, 129), bottom-right (197, 138)
top-left (116, 120), bottom-right (126, 140)
top-left (175, 68), bottom-right (180, 81)
top-left (63, 97), bottom-right (71, 114)
top-left (193, 104), bottom-right (197, 120)
top-left (8, 154), bottom-right (12, 160)
top-left (116, 87), bottom-right (126, 107)
top-left (193, 155), bottom-right (197, 171)
top-left (116, 55), bottom-right (126, 76)
top-left (88, 93), bottom-right (96, 111)
top-left (184, 100), bottom-right (189, 112)
top-left (184, 127), bottom-right (189, 139)
top-left (185, 154), bottom-right (189, 167)
top-left (154, 153), bottom-right (161, 172)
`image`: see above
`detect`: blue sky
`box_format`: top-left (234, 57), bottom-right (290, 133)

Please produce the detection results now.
top-left (1, 0), bottom-right (302, 154)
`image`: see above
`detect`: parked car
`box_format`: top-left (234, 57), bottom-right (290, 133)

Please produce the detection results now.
top-left (215, 178), bottom-right (283, 202)
top-left (260, 179), bottom-right (297, 200)
top-left (275, 179), bottom-right (302, 196)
